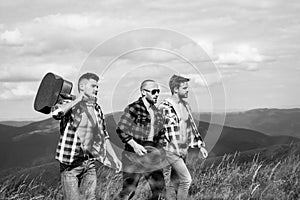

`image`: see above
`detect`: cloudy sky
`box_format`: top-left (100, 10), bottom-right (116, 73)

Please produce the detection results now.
top-left (0, 0), bottom-right (299, 121)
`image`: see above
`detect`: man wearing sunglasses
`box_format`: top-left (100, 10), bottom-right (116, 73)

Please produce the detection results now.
top-left (114, 80), bottom-right (166, 200)
top-left (159, 74), bottom-right (208, 200)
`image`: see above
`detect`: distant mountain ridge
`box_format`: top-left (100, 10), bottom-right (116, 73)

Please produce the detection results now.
top-left (0, 121), bottom-right (34, 127)
top-left (0, 110), bottom-right (299, 172)
top-left (196, 121), bottom-right (299, 157)
top-left (198, 108), bottom-right (300, 138)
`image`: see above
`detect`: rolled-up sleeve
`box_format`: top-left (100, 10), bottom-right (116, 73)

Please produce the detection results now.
top-left (51, 103), bottom-right (65, 120)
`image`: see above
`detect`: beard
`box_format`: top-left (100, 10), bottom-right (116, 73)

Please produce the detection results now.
top-left (179, 93), bottom-right (188, 99)
top-left (146, 97), bottom-right (157, 104)
top-left (83, 94), bottom-right (97, 103)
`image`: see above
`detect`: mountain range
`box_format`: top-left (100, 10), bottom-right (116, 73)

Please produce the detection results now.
top-left (0, 108), bottom-right (299, 173)
top-left (197, 108), bottom-right (300, 138)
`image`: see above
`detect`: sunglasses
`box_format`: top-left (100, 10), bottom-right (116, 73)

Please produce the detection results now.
top-left (144, 89), bottom-right (160, 95)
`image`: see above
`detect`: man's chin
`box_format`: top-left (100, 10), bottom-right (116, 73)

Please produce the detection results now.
top-left (84, 96), bottom-right (97, 103)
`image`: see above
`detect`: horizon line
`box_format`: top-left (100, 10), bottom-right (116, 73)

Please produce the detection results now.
top-left (1, 106), bottom-right (300, 122)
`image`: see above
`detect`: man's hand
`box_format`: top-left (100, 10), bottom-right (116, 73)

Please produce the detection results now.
top-left (52, 93), bottom-right (85, 117)
top-left (199, 146), bottom-right (208, 159)
top-left (127, 139), bottom-right (147, 156)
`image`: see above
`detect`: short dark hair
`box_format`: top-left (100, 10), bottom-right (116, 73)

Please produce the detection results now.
top-left (169, 74), bottom-right (190, 94)
top-left (78, 72), bottom-right (99, 92)
top-left (140, 79), bottom-right (155, 92)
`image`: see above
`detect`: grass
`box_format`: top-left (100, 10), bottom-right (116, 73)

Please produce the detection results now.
top-left (1, 143), bottom-right (299, 200)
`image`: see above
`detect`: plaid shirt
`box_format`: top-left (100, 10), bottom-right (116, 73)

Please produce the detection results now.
top-left (116, 97), bottom-right (165, 150)
top-left (158, 99), bottom-right (203, 156)
top-left (52, 101), bottom-right (110, 165)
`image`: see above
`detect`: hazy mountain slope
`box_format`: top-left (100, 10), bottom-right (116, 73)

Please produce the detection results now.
top-left (198, 108), bottom-right (300, 138)
top-left (0, 121), bottom-right (34, 127)
top-left (0, 111), bottom-right (299, 171)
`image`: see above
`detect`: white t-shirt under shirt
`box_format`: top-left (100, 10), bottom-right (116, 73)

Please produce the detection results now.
top-left (142, 97), bottom-right (155, 141)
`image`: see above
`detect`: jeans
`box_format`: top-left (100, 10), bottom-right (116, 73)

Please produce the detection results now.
top-left (60, 159), bottom-right (97, 200)
top-left (164, 151), bottom-right (192, 200)
top-left (114, 150), bottom-right (165, 200)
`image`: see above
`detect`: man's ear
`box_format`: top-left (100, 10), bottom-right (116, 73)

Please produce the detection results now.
top-left (78, 81), bottom-right (85, 92)
top-left (141, 89), bottom-right (146, 96)
top-left (173, 87), bottom-right (179, 94)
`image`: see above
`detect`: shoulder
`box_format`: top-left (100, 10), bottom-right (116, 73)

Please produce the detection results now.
top-left (158, 100), bottom-right (175, 117)
top-left (126, 99), bottom-right (145, 112)
top-left (158, 99), bottom-right (172, 109)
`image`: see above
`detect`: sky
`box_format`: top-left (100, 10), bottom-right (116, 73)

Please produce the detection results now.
top-left (0, 0), bottom-right (299, 121)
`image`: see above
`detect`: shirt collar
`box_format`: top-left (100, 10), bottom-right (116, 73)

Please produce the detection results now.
top-left (142, 96), bottom-right (157, 113)
top-left (142, 96), bottom-right (151, 109)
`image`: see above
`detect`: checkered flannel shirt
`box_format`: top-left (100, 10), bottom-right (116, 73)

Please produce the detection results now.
top-left (158, 99), bottom-right (203, 156)
top-left (52, 101), bottom-right (109, 165)
top-left (116, 97), bottom-right (165, 149)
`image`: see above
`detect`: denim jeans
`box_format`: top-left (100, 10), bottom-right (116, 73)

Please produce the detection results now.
top-left (60, 159), bottom-right (97, 200)
top-left (164, 151), bottom-right (192, 200)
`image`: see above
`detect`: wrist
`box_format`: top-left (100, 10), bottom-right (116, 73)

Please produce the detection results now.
top-left (127, 139), bottom-right (136, 148)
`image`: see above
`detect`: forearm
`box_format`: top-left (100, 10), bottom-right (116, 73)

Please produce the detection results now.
top-left (59, 97), bottom-right (82, 114)
top-left (127, 138), bottom-right (138, 148)
top-left (106, 139), bottom-right (118, 159)
top-left (51, 96), bottom-right (82, 119)
top-left (116, 127), bottom-right (133, 143)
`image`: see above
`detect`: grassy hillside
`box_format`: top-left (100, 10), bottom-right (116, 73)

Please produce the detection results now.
top-left (1, 142), bottom-right (299, 200)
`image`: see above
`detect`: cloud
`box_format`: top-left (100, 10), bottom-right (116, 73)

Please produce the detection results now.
top-left (175, 42), bottom-right (211, 63)
top-left (0, 13), bottom-right (138, 57)
top-left (184, 73), bottom-right (223, 87)
top-left (214, 44), bottom-right (275, 71)
top-left (197, 40), bottom-right (215, 58)
top-left (0, 82), bottom-right (36, 100)
top-left (0, 63), bottom-right (77, 82)
top-left (0, 28), bottom-right (23, 45)
top-left (116, 35), bottom-right (212, 64)
top-left (33, 13), bottom-right (103, 31)
top-left (122, 48), bottom-right (177, 63)
top-left (217, 45), bottom-right (263, 64)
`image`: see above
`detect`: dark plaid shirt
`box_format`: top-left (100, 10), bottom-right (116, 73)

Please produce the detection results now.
top-left (159, 99), bottom-right (203, 156)
top-left (116, 97), bottom-right (165, 150)
top-left (52, 101), bottom-right (109, 165)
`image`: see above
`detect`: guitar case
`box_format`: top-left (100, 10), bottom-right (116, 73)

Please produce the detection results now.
top-left (34, 72), bottom-right (73, 114)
